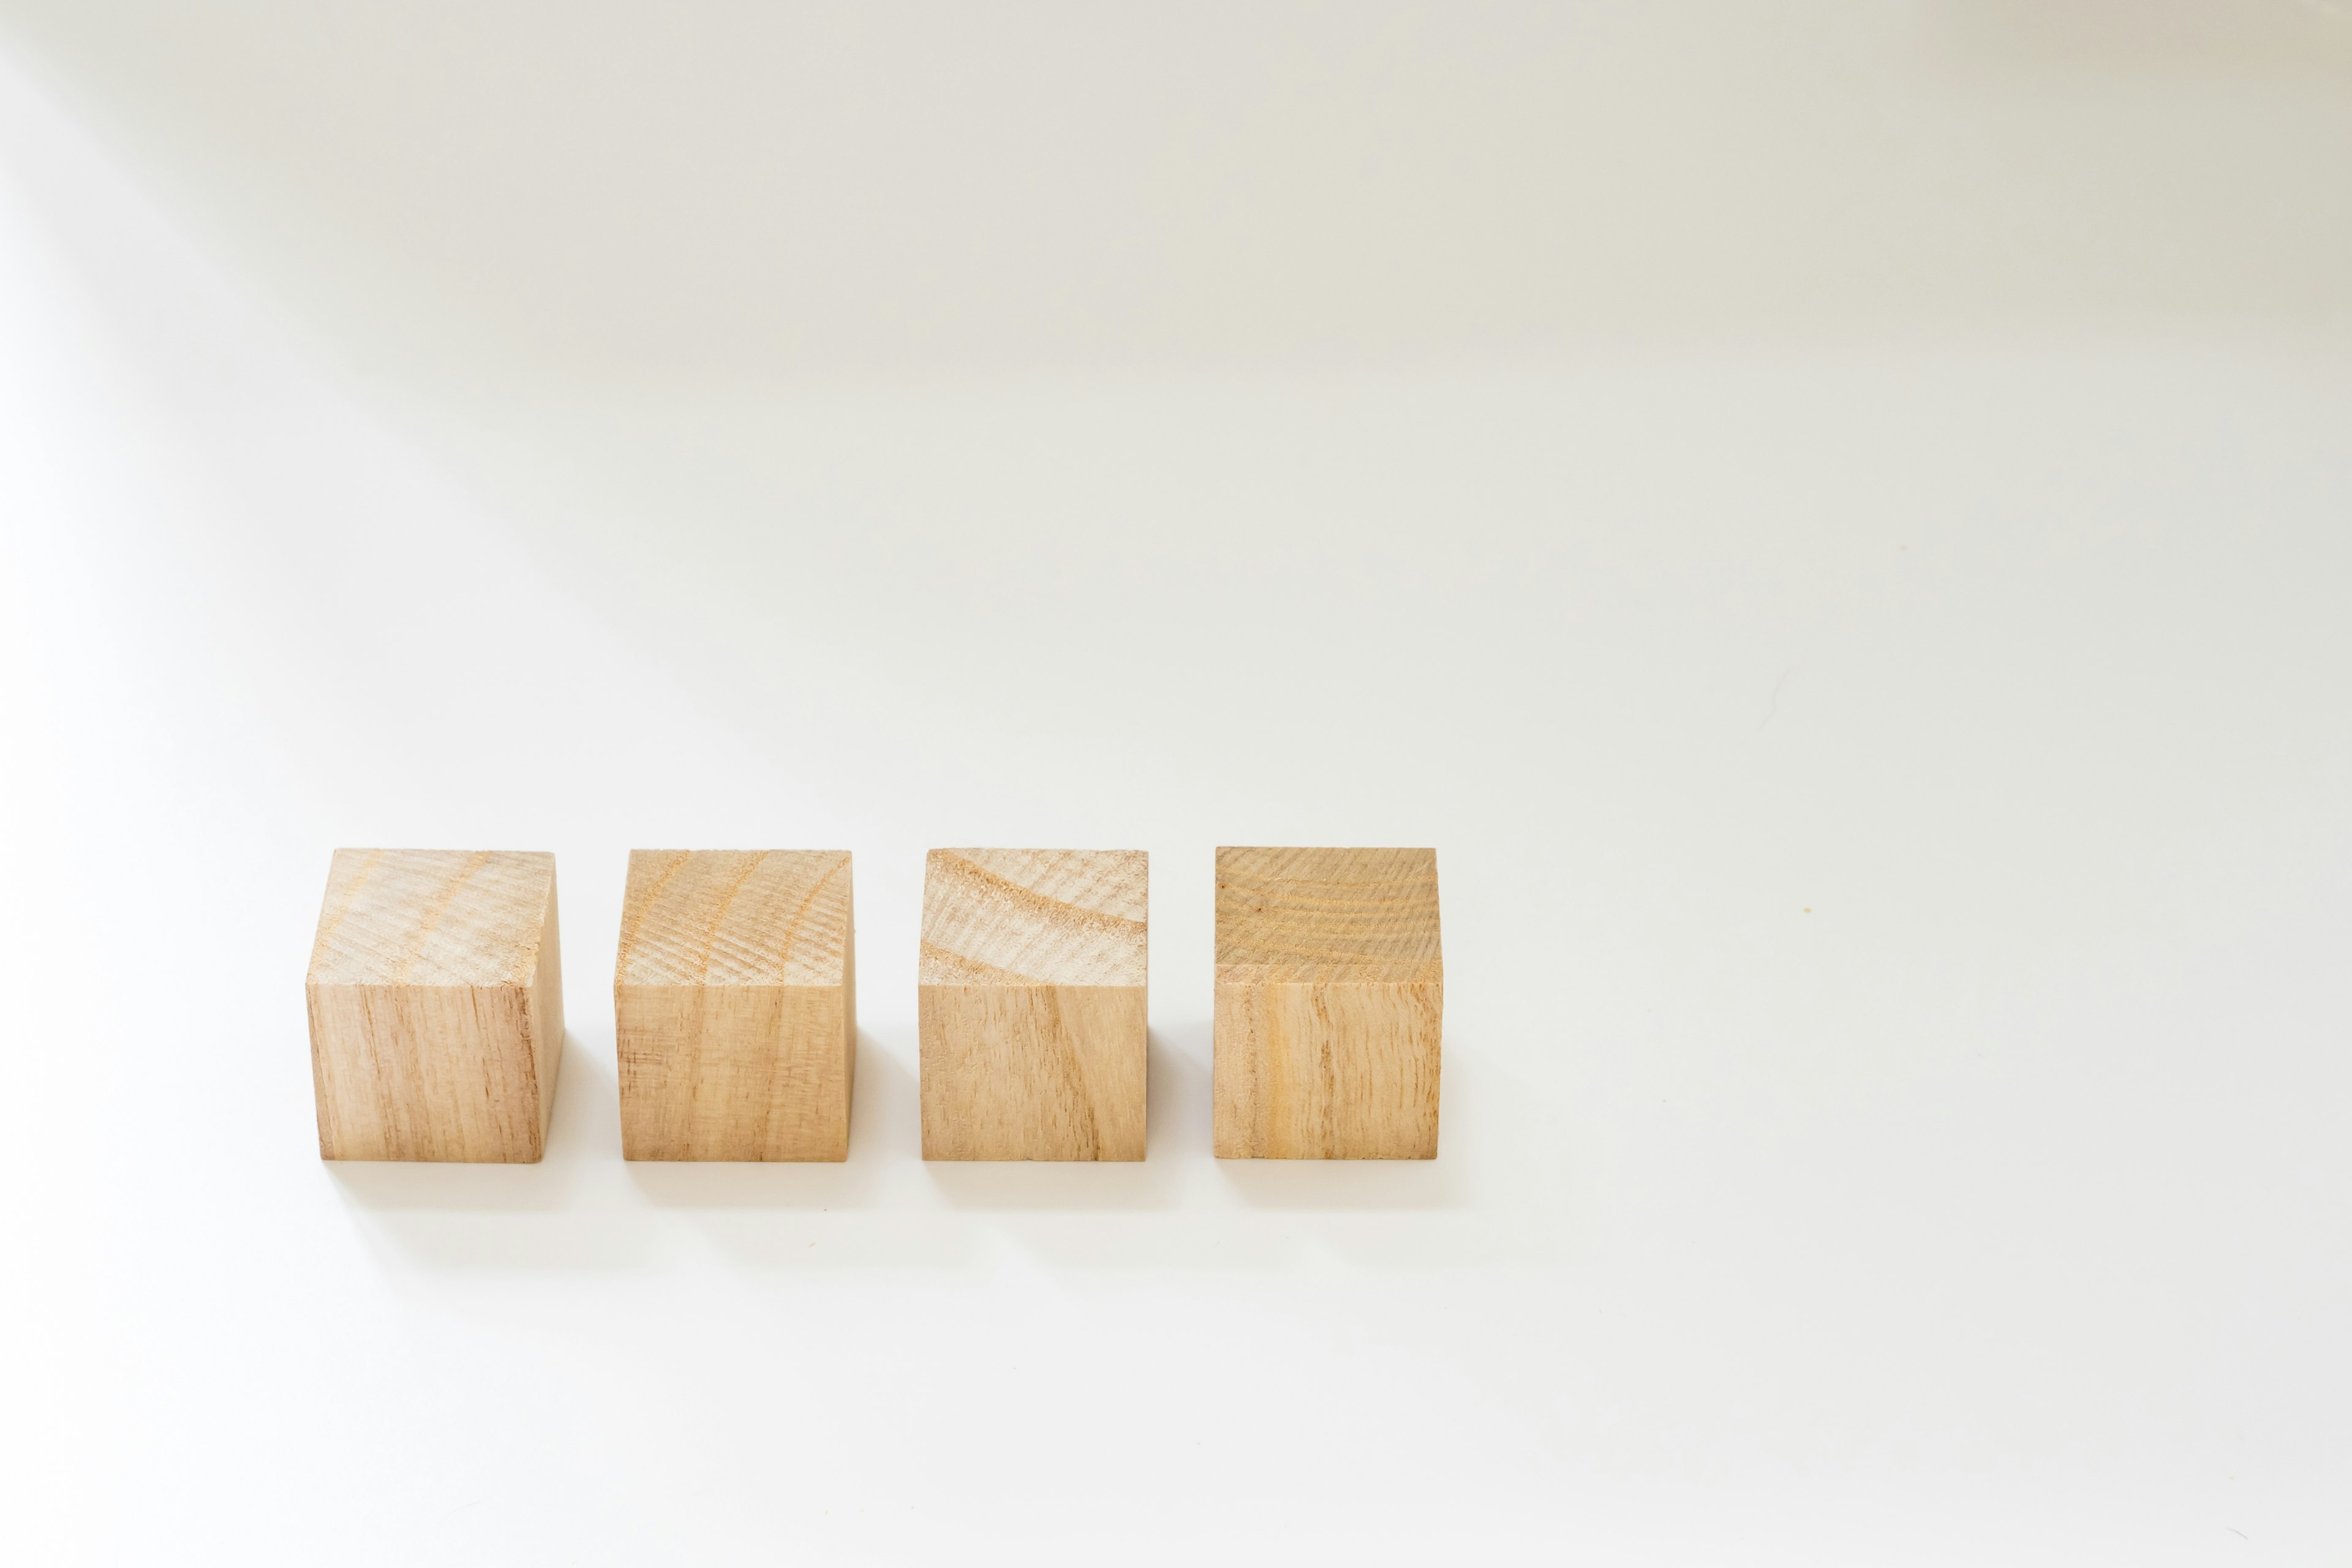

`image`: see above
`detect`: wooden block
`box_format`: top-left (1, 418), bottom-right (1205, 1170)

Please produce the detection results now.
top-left (614, 850), bottom-right (856, 1161)
top-left (919, 848), bottom-right (1148, 1161)
top-left (306, 848), bottom-right (565, 1163)
top-left (1213, 846), bottom-right (1442, 1159)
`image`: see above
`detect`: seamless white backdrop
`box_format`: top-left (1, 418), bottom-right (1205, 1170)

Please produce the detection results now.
top-left (2, 7), bottom-right (2349, 1565)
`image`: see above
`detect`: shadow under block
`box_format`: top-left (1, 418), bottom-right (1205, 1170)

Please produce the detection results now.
top-left (919, 848), bottom-right (1147, 1161)
top-left (1213, 846), bottom-right (1443, 1160)
top-left (306, 849), bottom-right (565, 1163)
top-left (614, 850), bottom-right (856, 1161)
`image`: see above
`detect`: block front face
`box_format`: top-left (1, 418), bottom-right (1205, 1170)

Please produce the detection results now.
top-left (617, 985), bottom-right (851, 1161)
top-left (1213, 982), bottom-right (1442, 1159)
top-left (614, 851), bottom-right (855, 1161)
top-left (919, 985), bottom-right (1147, 1160)
top-left (1213, 847), bottom-right (1442, 1159)
top-left (309, 982), bottom-right (552, 1161)
top-left (919, 849), bottom-right (1147, 1161)
top-left (306, 849), bottom-right (564, 1163)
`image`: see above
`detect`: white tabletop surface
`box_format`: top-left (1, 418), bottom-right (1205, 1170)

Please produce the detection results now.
top-left (2, 8), bottom-right (2348, 1564)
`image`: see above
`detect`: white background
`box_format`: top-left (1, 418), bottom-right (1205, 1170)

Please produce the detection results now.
top-left (2, 5), bottom-right (2348, 1563)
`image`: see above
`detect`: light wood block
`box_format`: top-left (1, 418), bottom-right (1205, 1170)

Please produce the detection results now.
top-left (919, 848), bottom-right (1148, 1161)
top-left (1213, 846), bottom-right (1442, 1159)
top-left (614, 850), bottom-right (856, 1161)
top-left (306, 848), bottom-right (565, 1163)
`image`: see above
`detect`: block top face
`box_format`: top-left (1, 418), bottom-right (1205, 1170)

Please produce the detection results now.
top-left (921, 848), bottom-right (1147, 987)
top-left (1215, 846), bottom-right (1441, 984)
top-left (307, 849), bottom-right (555, 988)
top-left (616, 850), bottom-right (851, 987)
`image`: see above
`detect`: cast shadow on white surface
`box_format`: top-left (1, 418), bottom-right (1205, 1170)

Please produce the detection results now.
top-left (1216, 1154), bottom-right (1465, 1211)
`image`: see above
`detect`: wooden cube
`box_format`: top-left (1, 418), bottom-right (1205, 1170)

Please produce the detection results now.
top-left (919, 848), bottom-right (1147, 1161)
top-left (1213, 846), bottom-right (1443, 1159)
top-left (614, 850), bottom-right (856, 1161)
top-left (306, 848), bottom-right (565, 1163)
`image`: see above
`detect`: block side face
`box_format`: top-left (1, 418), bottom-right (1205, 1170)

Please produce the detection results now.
top-left (1213, 980), bottom-right (1441, 1159)
top-left (616, 983), bottom-right (850, 1161)
top-left (527, 873), bottom-right (564, 1153)
top-left (617, 850), bottom-right (851, 987)
top-left (919, 984), bottom-right (1147, 1160)
top-left (1215, 846), bottom-right (1441, 984)
top-left (308, 982), bottom-right (548, 1161)
top-left (308, 849), bottom-right (556, 987)
top-left (920, 849), bottom-right (1147, 987)
top-left (840, 879), bottom-right (857, 1125)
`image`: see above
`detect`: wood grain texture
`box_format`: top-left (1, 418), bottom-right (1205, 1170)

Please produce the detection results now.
top-left (614, 850), bottom-right (854, 1161)
top-left (919, 848), bottom-right (1147, 1161)
top-left (306, 848), bottom-right (565, 1163)
top-left (1213, 846), bottom-right (1442, 1159)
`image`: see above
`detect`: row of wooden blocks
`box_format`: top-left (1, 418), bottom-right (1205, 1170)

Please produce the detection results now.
top-left (306, 846), bottom-right (1442, 1163)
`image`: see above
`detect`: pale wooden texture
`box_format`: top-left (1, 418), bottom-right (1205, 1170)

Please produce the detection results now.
top-left (919, 848), bottom-right (1147, 1161)
top-left (306, 848), bottom-right (565, 1163)
top-left (614, 850), bottom-right (855, 1161)
top-left (1213, 846), bottom-right (1442, 1159)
